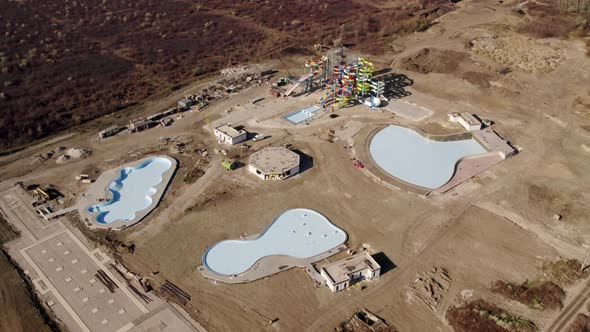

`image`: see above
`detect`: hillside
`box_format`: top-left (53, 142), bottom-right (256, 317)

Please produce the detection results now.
top-left (0, 0), bottom-right (454, 151)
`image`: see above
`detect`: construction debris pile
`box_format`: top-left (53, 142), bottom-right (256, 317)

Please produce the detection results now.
top-left (112, 262), bottom-right (153, 304)
top-left (187, 68), bottom-right (275, 106)
top-left (409, 266), bottom-right (451, 311)
top-left (220, 65), bottom-right (249, 76)
top-left (336, 309), bottom-right (397, 332)
top-left (30, 146), bottom-right (66, 164)
top-left (160, 280), bottom-right (191, 306)
top-left (158, 135), bottom-right (194, 154)
top-left (55, 148), bottom-right (92, 164)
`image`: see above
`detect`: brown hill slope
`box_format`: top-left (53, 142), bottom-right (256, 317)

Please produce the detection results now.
top-left (0, 0), bottom-right (455, 151)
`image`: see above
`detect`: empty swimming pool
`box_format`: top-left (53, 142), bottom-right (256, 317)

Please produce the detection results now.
top-left (87, 156), bottom-right (173, 224)
top-left (369, 125), bottom-right (486, 189)
top-left (203, 208), bottom-right (347, 276)
top-left (283, 105), bottom-right (321, 124)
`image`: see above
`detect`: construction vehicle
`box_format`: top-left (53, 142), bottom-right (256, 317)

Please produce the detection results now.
top-left (221, 160), bottom-right (237, 171)
top-left (33, 187), bottom-right (50, 201)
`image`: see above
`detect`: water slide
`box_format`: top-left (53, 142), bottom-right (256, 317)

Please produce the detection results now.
top-left (355, 58), bottom-right (374, 96)
top-left (284, 72), bottom-right (315, 96)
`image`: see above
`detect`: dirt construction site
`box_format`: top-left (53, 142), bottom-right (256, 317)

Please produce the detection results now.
top-left (1, 1), bottom-right (590, 331)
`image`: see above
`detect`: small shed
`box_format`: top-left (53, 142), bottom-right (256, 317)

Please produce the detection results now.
top-left (214, 123), bottom-right (247, 145)
top-left (178, 98), bottom-right (196, 109)
top-left (98, 126), bottom-right (122, 139)
top-left (129, 119), bottom-right (157, 132)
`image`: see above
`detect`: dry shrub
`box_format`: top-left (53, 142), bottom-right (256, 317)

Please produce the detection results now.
top-left (0, 0), bottom-right (460, 152)
top-left (520, 1), bottom-right (590, 39)
top-left (492, 280), bottom-right (565, 310)
top-left (541, 259), bottom-right (588, 287)
top-left (568, 313), bottom-right (590, 332)
top-left (447, 299), bottom-right (536, 332)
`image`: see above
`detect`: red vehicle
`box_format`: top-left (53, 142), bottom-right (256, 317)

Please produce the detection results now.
top-left (353, 159), bottom-right (365, 169)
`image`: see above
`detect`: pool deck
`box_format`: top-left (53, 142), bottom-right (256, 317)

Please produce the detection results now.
top-left (77, 155), bottom-right (177, 230)
top-left (198, 231), bottom-right (347, 284)
top-left (382, 100), bottom-right (433, 121)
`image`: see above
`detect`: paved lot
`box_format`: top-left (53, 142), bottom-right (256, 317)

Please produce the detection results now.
top-left (0, 185), bottom-right (205, 332)
top-left (22, 230), bottom-right (147, 332)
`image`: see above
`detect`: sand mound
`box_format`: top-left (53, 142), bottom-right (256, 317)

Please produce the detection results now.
top-left (56, 148), bottom-right (91, 164)
top-left (400, 48), bottom-right (467, 74)
top-left (466, 26), bottom-right (565, 73)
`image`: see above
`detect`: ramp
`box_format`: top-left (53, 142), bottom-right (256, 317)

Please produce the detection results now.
top-left (284, 73), bottom-right (314, 96)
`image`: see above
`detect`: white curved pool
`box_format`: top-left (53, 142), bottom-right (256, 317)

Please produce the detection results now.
top-left (87, 157), bottom-right (173, 224)
top-left (369, 125), bottom-right (486, 189)
top-left (203, 208), bottom-right (347, 276)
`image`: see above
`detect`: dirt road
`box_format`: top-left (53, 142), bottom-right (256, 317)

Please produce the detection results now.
top-left (546, 279), bottom-right (590, 332)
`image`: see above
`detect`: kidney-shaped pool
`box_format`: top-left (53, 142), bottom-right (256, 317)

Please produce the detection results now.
top-left (369, 125), bottom-right (486, 189)
top-left (87, 156), bottom-right (173, 224)
top-left (203, 208), bottom-right (347, 276)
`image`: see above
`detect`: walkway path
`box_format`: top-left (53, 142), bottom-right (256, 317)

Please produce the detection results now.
top-left (545, 279), bottom-right (590, 332)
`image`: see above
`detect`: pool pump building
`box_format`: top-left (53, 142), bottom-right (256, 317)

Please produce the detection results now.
top-left (248, 147), bottom-right (300, 180)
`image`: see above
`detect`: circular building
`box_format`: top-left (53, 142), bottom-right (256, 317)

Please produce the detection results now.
top-left (248, 147), bottom-right (300, 180)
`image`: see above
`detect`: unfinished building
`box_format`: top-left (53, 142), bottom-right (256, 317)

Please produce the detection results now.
top-left (213, 123), bottom-right (247, 145)
top-left (320, 251), bottom-right (381, 293)
top-left (448, 112), bottom-right (482, 131)
top-left (248, 147), bottom-right (300, 181)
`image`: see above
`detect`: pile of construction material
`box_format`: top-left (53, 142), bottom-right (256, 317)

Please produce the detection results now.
top-left (189, 69), bottom-right (275, 105)
top-left (95, 269), bottom-right (118, 293)
top-left (220, 65), bottom-right (249, 76)
top-left (160, 280), bottom-right (191, 306)
top-left (336, 309), bottom-right (396, 332)
top-left (30, 146), bottom-right (66, 164)
top-left (56, 148), bottom-right (91, 164)
top-left (158, 135), bottom-right (194, 154)
top-left (75, 174), bottom-right (94, 184)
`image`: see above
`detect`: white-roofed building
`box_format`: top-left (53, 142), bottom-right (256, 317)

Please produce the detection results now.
top-left (248, 147), bottom-right (300, 181)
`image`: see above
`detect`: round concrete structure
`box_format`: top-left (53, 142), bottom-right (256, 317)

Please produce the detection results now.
top-left (248, 147), bottom-right (300, 180)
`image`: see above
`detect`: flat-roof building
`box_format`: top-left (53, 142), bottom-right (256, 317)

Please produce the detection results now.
top-left (472, 127), bottom-right (516, 159)
top-left (98, 126), bottom-right (122, 140)
top-left (449, 112), bottom-right (482, 131)
top-left (129, 119), bottom-right (157, 133)
top-left (320, 251), bottom-right (381, 293)
top-left (248, 147), bottom-right (300, 181)
top-left (178, 98), bottom-right (196, 109)
top-left (214, 123), bottom-right (247, 145)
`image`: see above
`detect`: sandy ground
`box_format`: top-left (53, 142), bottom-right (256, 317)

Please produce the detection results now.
top-left (1, 0), bottom-right (590, 331)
